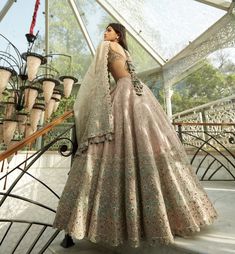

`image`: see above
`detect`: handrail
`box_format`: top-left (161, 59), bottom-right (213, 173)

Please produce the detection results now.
top-left (172, 122), bottom-right (235, 126)
top-left (0, 110), bottom-right (74, 162)
top-left (1, 119), bottom-right (233, 162)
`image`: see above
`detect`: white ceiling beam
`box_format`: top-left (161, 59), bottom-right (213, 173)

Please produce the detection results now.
top-left (96, 0), bottom-right (166, 66)
top-left (228, 1), bottom-right (235, 13)
top-left (68, 0), bottom-right (96, 56)
top-left (0, 0), bottom-right (16, 22)
top-left (194, 0), bottom-right (230, 11)
top-left (164, 13), bottom-right (229, 67)
top-left (45, 0), bottom-right (49, 56)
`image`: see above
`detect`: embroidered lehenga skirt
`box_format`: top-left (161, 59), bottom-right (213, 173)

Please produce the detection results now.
top-left (53, 77), bottom-right (217, 247)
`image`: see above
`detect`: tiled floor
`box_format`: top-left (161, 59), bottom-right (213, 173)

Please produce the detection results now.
top-left (49, 181), bottom-right (235, 254)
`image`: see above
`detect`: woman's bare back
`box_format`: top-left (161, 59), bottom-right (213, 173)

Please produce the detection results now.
top-left (108, 42), bottom-right (130, 82)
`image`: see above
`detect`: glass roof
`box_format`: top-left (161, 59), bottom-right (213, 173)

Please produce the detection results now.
top-left (100, 0), bottom-right (226, 59)
top-left (0, 1), bottom-right (8, 10)
top-left (75, 0), bottom-right (159, 72)
top-left (0, 0), bottom-right (45, 54)
top-left (0, 0), bottom-right (231, 75)
top-left (196, 0), bottom-right (232, 9)
top-left (0, 1), bottom-right (46, 77)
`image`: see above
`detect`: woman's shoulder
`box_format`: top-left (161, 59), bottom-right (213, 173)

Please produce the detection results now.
top-left (98, 41), bottom-right (124, 52)
top-left (97, 41), bottom-right (127, 59)
top-left (109, 41), bottom-right (126, 57)
top-left (110, 41), bottom-right (122, 50)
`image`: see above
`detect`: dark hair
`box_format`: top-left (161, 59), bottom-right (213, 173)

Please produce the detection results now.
top-left (107, 23), bottom-right (128, 51)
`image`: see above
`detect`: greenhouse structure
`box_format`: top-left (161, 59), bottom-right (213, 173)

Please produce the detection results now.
top-left (0, 1), bottom-right (234, 253)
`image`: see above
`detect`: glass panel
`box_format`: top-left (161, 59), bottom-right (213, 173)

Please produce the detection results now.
top-left (196, 0), bottom-right (232, 9)
top-left (103, 0), bottom-right (225, 60)
top-left (48, 0), bottom-right (92, 80)
top-left (140, 70), bottom-right (165, 108)
top-left (172, 47), bottom-right (235, 115)
top-left (75, 0), bottom-right (159, 72)
top-left (0, 1), bottom-right (45, 54)
top-left (0, 1), bottom-right (9, 11)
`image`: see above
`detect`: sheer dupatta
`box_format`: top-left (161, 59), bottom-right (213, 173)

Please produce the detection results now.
top-left (73, 41), bottom-right (113, 154)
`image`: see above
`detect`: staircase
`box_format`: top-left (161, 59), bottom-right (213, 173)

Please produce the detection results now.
top-left (0, 111), bottom-right (74, 254)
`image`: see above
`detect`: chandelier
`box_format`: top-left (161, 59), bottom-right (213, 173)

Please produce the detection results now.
top-left (0, 0), bottom-right (78, 150)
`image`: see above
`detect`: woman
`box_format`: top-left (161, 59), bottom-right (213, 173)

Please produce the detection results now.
top-left (53, 23), bottom-right (217, 248)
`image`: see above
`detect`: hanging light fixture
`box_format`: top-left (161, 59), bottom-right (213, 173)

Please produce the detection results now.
top-left (26, 53), bottom-right (44, 81)
top-left (23, 86), bottom-right (41, 111)
top-left (4, 96), bottom-right (15, 119)
top-left (0, 0), bottom-right (78, 150)
top-left (0, 67), bottom-right (16, 95)
top-left (3, 119), bottom-right (18, 145)
top-left (0, 43), bottom-right (78, 147)
top-left (25, 124), bottom-right (34, 138)
top-left (7, 139), bottom-right (20, 163)
top-left (59, 76), bottom-right (78, 98)
top-left (44, 97), bottom-right (56, 120)
top-left (52, 89), bottom-right (62, 112)
top-left (30, 103), bottom-right (45, 131)
top-left (40, 78), bottom-right (60, 103)
top-left (17, 112), bottom-right (28, 134)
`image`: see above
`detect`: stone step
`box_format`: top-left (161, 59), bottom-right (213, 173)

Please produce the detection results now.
top-left (48, 181), bottom-right (235, 254)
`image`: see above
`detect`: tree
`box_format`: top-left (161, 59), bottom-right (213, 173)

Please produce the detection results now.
top-left (171, 60), bottom-right (235, 114)
top-left (33, 1), bottom-right (92, 119)
top-left (34, 1), bottom-right (92, 81)
top-left (211, 49), bottom-right (235, 74)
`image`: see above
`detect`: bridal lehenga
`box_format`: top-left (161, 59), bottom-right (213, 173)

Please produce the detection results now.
top-left (53, 41), bottom-right (217, 247)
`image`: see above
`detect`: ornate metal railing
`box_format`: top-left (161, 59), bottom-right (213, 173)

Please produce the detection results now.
top-left (172, 94), bottom-right (235, 150)
top-left (173, 122), bottom-right (235, 181)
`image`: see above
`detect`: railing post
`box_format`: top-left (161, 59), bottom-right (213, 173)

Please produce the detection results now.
top-left (178, 124), bottom-right (183, 143)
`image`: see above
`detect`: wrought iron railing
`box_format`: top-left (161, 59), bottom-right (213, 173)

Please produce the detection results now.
top-left (173, 122), bottom-right (235, 181)
top-left (0, 111), bottom-right (75, 253)
top-left (172, 94), bottom-right (235, 151)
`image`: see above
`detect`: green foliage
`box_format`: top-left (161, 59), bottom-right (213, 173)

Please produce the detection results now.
top-left (172, 60), bottom-right (235, 114)
top-left (49, 95), bottom-right (76, 123)
top-left (37, 0), bottom-right (92, 80)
